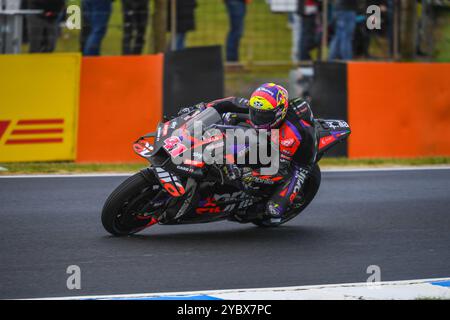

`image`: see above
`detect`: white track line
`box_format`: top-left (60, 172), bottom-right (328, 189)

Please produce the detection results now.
top-left (1, 166), bottom-right (450, 178)
top-left (29, 277), bottom-right (450, 300)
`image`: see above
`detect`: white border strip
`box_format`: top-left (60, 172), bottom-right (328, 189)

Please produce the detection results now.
top-left (30, 277), bottom-right (450, 300)
top-left (0, 173), bottom-right (133, 178)
top-left (323, 166), bottom-right (450, 173)
top-left (1, 166), bottom-right (450, 178)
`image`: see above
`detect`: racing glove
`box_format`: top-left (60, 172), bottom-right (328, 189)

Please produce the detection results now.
top-left (222, 112), bottom-right (238, 125)
top-left (224, 163), bottom-right (242, 181)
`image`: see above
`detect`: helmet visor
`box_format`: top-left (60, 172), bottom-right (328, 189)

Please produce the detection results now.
top-left (249, 107), bottom-right (277, 127)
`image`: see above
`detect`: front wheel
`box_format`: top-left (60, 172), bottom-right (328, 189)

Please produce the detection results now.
top-left (101, 171), bottom-right (164, 236)
top-left (252, 164), bottom-right (321, 227)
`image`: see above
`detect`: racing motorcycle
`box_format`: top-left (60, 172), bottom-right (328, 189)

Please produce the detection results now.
top-left (101, 106), bottom-right (351, 236)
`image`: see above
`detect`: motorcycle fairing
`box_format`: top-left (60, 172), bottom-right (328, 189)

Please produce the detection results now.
top-left (164, 183), bottom-right (260, 224)
top-left (153, 166), bottom-right (186, 197)
top-left (130, 108), bottom-right (351, 226)
top-left (133, 141), bottom-right (154, 159)
top-left (315, 119), bottom-right (351, 154)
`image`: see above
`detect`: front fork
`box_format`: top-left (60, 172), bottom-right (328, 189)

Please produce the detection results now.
top-left (166, 177), bottom-right (199, 222)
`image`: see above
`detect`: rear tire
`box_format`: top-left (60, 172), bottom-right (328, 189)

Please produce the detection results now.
top-left (252, 164), bottom-right (321, 228)
top-left (101, 172), bottom-right (161, 236)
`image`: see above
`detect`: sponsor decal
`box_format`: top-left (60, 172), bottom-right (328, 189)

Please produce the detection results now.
top-left (183, 159), bottom-right (205, 168)
top-left (281, 138), bottom-right (295, 147)
top-left (163, 136), bottom-right (187, 157)
top-left (192, 152), bottom-right (203, 160)
top-left (0, 118), bottom-right (65, 145)
top-left (196, 197), bottom-right (222, 214)
top-left (252, 100), bottom-right (265, 108)
top-left (319, 135), bottom-right (336, 149)
top-left (156, 126), bottom-right (162, 141)
top-left (176, 165), bottom-right (194, 173)
top-left (154, 167), bottom-right (185, 197)
top-left (331, 131), bottom-right (350, 138)
top-left (162, 123), bottom-right (169, 136)
top-left (258, 87), bottom-right (276, 96)
top-left (325, 120), bottom-right (349, 130)
top-left (281, 149), bottom-right (293, 156)
top-left (133, 141), bottom-right (153, 157)
top-left (196, 191), bottom-right (251, 214)
top-left (288, 169), bottom-right (307, 202)
top-left (245, 175), bottom-right (276, 185)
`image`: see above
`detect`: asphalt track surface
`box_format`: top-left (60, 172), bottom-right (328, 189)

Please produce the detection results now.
top-left (1, 168), bottom-right (449, 299)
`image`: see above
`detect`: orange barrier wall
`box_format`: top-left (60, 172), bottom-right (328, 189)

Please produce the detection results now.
top-left (348, 62), bottom-right (450, 158)
top-left (77, 55), bottom-right (163, 162)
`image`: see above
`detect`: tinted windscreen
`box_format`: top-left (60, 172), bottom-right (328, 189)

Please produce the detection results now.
top-left (184, 107), bottom-right (222, 132)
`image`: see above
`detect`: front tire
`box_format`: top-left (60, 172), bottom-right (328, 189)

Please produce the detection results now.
top-left (252, 164), bottom-right (321, 227)
top-left (101, 171), bottom-right (161, 236)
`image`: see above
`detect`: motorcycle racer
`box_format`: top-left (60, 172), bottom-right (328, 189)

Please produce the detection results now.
top-left (178, 83), bottom-right (318, 224)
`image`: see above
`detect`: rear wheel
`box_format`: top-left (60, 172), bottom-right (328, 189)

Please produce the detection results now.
top-left (101, 171), bottom-right (165, 236)
top-left (252, 164), bottom-right (321, 227)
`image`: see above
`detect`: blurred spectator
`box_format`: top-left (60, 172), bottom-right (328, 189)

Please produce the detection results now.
top-left (121, 0), bottom-right (149, 55)
top-left (225, 0), bottom-right (251, 62)
top-left (386, 0), bottom-right (394, 57)
top-left (353, 1), bottom-right (372, 58)
top-left (27, 0), bottom-right (65, 53)
top-left (80, 2), bottom-right (90, 52)
top-left (354, 0), bottom-right (389, 59)
top-left (416, 0), bottom-right (427, 56)
top-left (81, 0), bottom-right (113, 56)
top-left (297, 0), bottom-right (320, 61)
top-left (167, 0), bottom-right (197, 51)
top-left (328, 0), bottom-right (358, 60)
top-left (20, 0), bottom-right (29, 44)
top-left (289, 12), bottom-right (302, 62)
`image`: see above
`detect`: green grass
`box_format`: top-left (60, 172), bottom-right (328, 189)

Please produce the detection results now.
top-left (0, 162), bottom-right (146, 175)
top-left (1, 157), bottom-right (449, 175)
top-left (319, 157), bottom-right (450, 167)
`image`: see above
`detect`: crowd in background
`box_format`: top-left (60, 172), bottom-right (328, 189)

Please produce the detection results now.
top-left (288, 0), bottom-right (393, 62)
top-left (16, 0), bottom-right (199, 56)
top-left (0, 0), bottom-right (438, 62)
